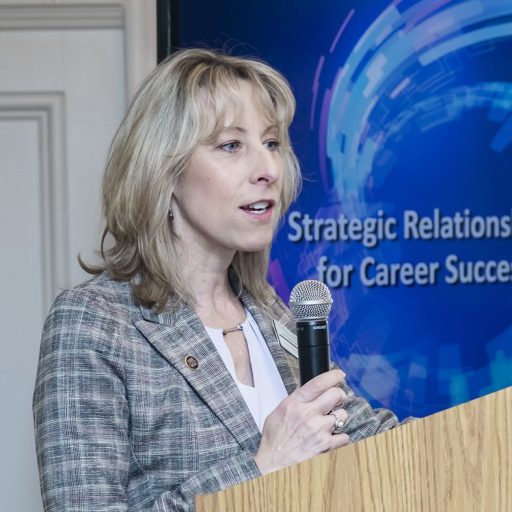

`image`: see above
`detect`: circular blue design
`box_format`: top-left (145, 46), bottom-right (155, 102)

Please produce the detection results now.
top-left (314, 0), bottom-right (512, 418)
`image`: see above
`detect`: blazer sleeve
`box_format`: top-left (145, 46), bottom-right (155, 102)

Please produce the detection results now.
top-left (339, 383), bottom-right (401, 441)
top-left (33, 290), bottom-right (260, 512)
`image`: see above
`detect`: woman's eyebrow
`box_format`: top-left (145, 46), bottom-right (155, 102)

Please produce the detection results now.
top-left (262, 124), bottom-right (279, 136)
top-left (218, 124), bottom-right (278, 136)
top-left (220, 126), bottom-right (247, 134)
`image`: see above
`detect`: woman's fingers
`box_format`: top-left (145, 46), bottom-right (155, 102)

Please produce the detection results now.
top-left (314, 386), bottom-right (347, 415)
top-left (254, 369), bottom-right (351, 475)
top-left (326, 407), bottom-right (349, 433)
top-left (330, 432), bottom-right (350, 450)
top-left (293, 369), bottom-right (346, 403)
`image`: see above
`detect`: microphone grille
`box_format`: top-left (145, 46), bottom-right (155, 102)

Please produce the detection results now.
top-left (289, 280), bottom-right (333, 321)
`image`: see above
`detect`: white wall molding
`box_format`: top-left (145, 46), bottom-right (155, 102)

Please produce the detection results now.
top-left (0, 5), bottom-right (158, 509)
top-left (0, 3), bottom-right (124, 30)
top-left (0, 1), bottom-right (157, 101)
top-left (123, 0), bottom-right (157, 98)
top-left (0, 92), bottom-right (69, 312)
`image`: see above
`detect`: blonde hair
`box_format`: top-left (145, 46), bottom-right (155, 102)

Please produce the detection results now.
top-left (82, 48), bottom-right (301, 310)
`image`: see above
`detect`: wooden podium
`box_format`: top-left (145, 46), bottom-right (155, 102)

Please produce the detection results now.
top-left (197, 386), bottom-right (511, 511)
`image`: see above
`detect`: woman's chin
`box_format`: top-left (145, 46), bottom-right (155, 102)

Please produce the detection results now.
top-left (235, 238), bottom-right (272, 254)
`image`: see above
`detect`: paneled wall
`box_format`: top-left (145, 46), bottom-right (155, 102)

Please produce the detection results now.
top-left (0, 2), bottom-right (156, 509)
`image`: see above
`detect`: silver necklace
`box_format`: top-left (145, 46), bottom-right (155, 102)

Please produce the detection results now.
top-left (222, 323), bottom-right (243, 336)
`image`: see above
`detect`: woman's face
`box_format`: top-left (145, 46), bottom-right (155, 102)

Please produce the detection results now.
top-left (173, 81), bottom-right (284, 261)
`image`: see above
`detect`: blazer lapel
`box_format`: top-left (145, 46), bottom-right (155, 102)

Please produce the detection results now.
top-left (135, 302), bottom-right (261, 454)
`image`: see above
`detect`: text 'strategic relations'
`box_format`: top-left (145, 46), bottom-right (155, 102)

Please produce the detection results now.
top-left (287, 208), bottom-right (512, 288)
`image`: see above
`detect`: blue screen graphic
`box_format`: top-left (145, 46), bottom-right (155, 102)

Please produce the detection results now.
top-left (175, 0), bottom-right (512, 419)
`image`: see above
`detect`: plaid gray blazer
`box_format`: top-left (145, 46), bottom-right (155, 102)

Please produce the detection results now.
top-left (33, 272), bottom-right (399, 511)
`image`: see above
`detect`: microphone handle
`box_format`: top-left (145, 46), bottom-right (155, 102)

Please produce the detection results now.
top-left (297, 320), bottom-right (330, 385)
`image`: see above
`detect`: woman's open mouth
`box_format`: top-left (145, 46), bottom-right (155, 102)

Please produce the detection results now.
top-left (241, 200), bottom-right (273, 214)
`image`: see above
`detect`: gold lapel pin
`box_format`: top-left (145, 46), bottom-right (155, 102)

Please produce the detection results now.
top-left (185, 355), bottom-right (199, 369)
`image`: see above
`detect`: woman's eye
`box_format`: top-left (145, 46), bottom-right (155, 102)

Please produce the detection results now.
top-left (264, 139), bottom-right (281, 151)
top-left (220, 141), bottom-right (240, 152)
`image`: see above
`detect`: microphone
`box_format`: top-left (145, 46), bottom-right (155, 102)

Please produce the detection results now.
top-left (289, 280), bottom-right (333, 385)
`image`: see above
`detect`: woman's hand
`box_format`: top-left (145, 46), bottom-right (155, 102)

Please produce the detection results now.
top-left (254, 369), bottom-right (350, 474)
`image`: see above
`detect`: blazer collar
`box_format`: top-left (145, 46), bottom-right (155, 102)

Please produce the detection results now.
top-left (135, 301), bottom-right (261, 454)
top-left (135, 286), bottom-right (299, 454)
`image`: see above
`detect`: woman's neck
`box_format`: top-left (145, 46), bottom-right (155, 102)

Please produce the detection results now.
top-left (175, 243), bottom-right (245, 326)
top-left (188, 269), bottom-right (246, 329)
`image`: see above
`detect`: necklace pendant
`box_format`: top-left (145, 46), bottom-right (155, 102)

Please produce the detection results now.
top-left (222, 323), bottom-right (243, 336)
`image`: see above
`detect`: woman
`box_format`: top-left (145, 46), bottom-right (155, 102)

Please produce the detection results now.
top-left (33, 49), bottom-right (400, 511)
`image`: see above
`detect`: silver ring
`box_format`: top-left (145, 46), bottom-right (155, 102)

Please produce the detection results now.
top-left (329, 412), bottom-right (344, 434)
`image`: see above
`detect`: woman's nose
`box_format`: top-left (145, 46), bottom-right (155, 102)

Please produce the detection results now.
top-left (250, 146), bottom-right (282, 184)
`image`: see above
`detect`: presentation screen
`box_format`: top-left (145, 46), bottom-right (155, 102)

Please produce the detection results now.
top-left (172, 0), bottom-right (512, 419)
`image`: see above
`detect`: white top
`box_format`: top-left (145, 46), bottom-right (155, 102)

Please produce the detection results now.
top-left (205, 310), bottom-right (288, 432)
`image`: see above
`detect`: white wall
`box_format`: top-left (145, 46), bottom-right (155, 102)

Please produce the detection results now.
top-left (0, 1), bottom-right (156, 509)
